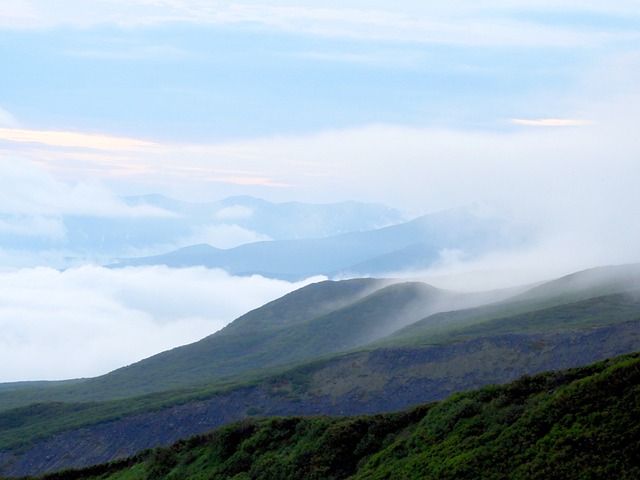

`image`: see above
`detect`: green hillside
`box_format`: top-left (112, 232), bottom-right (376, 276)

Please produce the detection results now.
top-left (19, 352), bottom-right (640, 480)
top-left (1, 319), bottom-right (637, 476)
top-left (0, 278), bottom-right (383, 410)
top-left (0, 278), bottom-right (493, 410)
top-left (5, 264), bottom-right (637, 412)
top-left (2, 264), bottom-right (640, 477)
top-left (384, 263), bottom-right (640, 347)
top-left (387, 290), bottom-right (640, 347)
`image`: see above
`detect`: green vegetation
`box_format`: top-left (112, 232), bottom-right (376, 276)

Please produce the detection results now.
top-left (0, 278), bottom-right (384, 411)
top-left (16, 352), bottom-right (640, 480)
top-left (0, 279), bottom-right (459, 412)
top-left (382, 262), bottom-right (640, 349)
top-left (4, 265), bottom-right (639, 413)
top-left (386, 290), bottom-right (640, 347)
top-left (2, 264), bottom-right (640, 477)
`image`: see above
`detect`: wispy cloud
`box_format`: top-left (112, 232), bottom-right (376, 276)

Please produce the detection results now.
top-left (511, 118), bottom-right (594, 127)
top-left (0, 0), bottom-right (37, 23)
top-left (180, 224), bottom-right (271, 250)
top-left (0, 128), bottom-right (159, 151)
top-left (2, 89), bottom-right (637, 210)
top-left (209, 176), bottom-right (296, 188)
top-left (284, 49), bottom-right (428, 67)
top-left (64, 44), bottom-right (198, 61)
top-left (0, 127), bottom-right (304, 190)
top-left (3, 1), bottom-right (638, 47)
top-left (0, 158), bottom-right (172, 217)
top-left (0, 107), bottom-right (19, 128)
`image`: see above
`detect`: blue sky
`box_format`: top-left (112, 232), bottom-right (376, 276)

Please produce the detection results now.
top-left (0, 24), bottom-right (589, 140)
top-left (2, 1), bottom-right (640, 381)
top-left (2, 3), bottom-right (631, 142)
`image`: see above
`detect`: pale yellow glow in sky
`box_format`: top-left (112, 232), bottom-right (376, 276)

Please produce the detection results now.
top-left (0, 128), bottom-right (159, 151)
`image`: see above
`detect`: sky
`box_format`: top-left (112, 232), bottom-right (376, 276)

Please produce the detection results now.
top-left (2, 1), bottom-right (640, 381)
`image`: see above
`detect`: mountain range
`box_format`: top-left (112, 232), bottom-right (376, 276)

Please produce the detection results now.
top-left (0, 195), bottom-right (406, 267)
top-left (1, 263), bottom-right (639, 477)
top-left (108, 205), bottom-right (526, 279)
top-left (3, 194), bottom-right (528, 275)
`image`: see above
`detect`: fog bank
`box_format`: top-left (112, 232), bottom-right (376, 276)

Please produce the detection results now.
top-left (0, 266), bottom-right (323, 382)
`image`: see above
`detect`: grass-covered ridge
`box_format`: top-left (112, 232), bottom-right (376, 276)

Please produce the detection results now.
top-left (385, 290), bottom-right (640, 347)
top-left (3, 318), bottom-right (637, 459)
top-left (2, 264), bottom-right (640, 476)
top-left (21, 352), bottom-right (640, 480)
top-left (5, 263), bottom-right (639, 412)
top-left (0, 278), bottom-right (500, 411)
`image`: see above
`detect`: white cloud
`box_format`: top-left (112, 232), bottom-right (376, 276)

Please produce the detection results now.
top-left (0, 265), bottom-right (323, 381)
top-left (0, 216), bottom-right (65, 238)
top-left (181, 224), bottom-right (271, 249)
top-left (394, 227), bottom-right (640, 293)
top-left (6, 91), bottom-right (639, 274)
top-left (0, 1), bottom-right (37, 23)
top-left (510, 118), bottom-right (595, 127)
top-left (215, 205), bottom-right (254, 220)
top-left (204, 99), bottom-right (640, 271)
top-left (0, 157), bottom-right (172, 217)
top-left (0, 127), bottom-right (158, 151)
top-left (0, 107), bottom-right (19, 128)
top-left (2, 1), bottom-right (638, 47)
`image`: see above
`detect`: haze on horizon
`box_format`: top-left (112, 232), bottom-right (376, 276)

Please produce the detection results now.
top-left (1, 1), bottom-right (640, 381)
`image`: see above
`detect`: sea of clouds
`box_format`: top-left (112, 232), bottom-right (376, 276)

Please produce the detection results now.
top-left (0, 265), bottom-right (322, 382)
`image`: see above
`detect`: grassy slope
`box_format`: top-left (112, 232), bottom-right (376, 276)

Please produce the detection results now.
top-left (1, 266), bottom-right (640, 457)
top-left (6, 264), bottom-right (638, 411)
top-left (0, 279), bottom-right (499, 412)
top-left (384, 263), bottom-right (640, 347)
top-left (1, 316), bottom-right (637, 462)
top-left (0, 281), bottom-right (476, 454)
top-left (386, 290), bottom-right (640, 347)
top-left (23, 352), bottom-right (640, 480)
top-left (0, 278), bottom-right (384, 410)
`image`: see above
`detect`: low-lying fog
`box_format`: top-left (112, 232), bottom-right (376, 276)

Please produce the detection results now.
top-left (0, 266), bottom-right (323, 382)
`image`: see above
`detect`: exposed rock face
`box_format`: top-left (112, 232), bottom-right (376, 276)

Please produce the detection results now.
top-left (1, 321), bottom-right (638, 478)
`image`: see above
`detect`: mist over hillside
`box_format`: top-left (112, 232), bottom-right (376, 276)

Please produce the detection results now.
top-left (0, 195), bottom-right (533, 382)
top-left (108, 204), bottom-right (529, 280)
top-left (0, 262), bottom-right (639, 476)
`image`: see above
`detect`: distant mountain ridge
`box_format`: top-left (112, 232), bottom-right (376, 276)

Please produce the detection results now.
top-left (0, 195), bottom-right (406, 267)
top-left (125, 194), bottom-right (406, 240)
top-left (109, 205), bottom-right (527, 279)
top-left (1, 264), bottom-right (638, 410)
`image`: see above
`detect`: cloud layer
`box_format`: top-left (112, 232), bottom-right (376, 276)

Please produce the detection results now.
top-left (0, 158), bottom-right (170, 217)
top-left (4, 89), bottom-right (640, 270)
top-left (0, 265), bottom-right (322, 382)
top-left (3, 1), bottom-right (639, 47)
